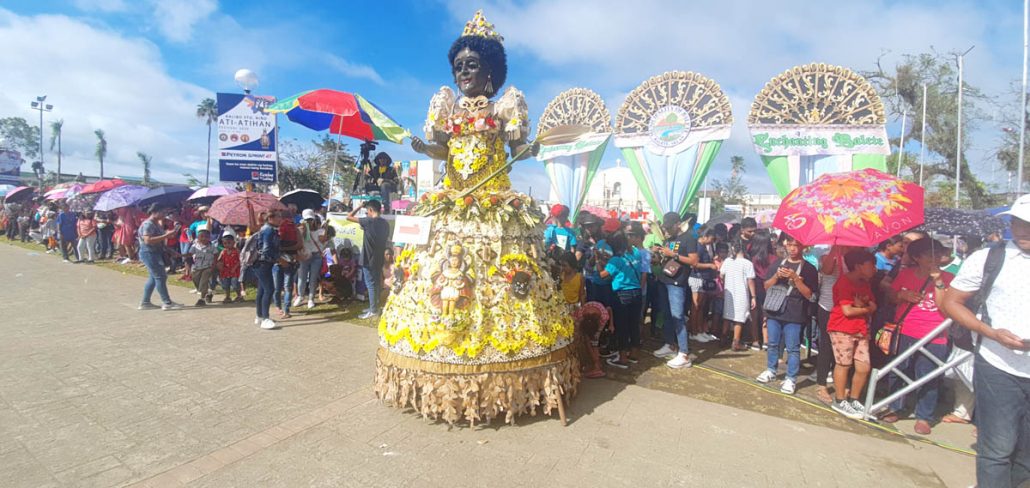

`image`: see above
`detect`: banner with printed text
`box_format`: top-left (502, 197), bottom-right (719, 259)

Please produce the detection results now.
top-left (749, 125), bottom-right (889, 157)
top-left (217, 93), bottom-right (277, 183)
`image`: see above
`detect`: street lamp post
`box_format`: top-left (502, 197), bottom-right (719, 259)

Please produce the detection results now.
top-left (918, 84), bottom-right (928, 187)
top-left (955, 45), bottom-right (975, 208)
top-left (1018, 0), bottom-right (1028, 197)
top-left (29, 95), bottom-right (53, 180)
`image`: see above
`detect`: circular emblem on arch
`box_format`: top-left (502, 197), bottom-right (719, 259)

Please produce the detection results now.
top-left (649, 106), bottom-right (691, 148)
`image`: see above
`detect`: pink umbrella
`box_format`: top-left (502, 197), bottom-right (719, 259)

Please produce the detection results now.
top-left (187, 185), bottom-right (239, 204)
top-left (44, 184), bottom-right (85, 200)
top-left (208, 191), bottom-right (286, 227)
top-left (773, 169), bottom-right (924, 246)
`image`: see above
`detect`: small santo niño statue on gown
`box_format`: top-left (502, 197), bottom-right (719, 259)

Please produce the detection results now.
top-left (374, 10), bottom-right (579, 425)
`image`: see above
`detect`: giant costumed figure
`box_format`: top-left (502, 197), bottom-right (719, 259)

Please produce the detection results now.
top-left (374, 11), bottom-right (579, 425)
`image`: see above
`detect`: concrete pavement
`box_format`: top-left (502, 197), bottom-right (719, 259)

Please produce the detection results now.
top-left (0, 243), bottom-right (975, 487)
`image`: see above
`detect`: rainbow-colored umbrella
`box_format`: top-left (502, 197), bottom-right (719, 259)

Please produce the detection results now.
top-left (773, 168), bottom-right (924, 246)
top-left (266, 89), bottom-right (410, 143)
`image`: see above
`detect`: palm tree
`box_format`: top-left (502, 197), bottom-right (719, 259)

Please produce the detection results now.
top-left (137, 152), bottom-right (152, 186)
top-left (196, 98), bottom-right (218, 186)
top-left (49, 120), bottom-right (63, 184)
top-left (94, 129), bottom-right (107, 180)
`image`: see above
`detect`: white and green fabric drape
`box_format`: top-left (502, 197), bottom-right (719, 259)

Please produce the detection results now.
top-left (614, 125), bottom-right (730, 217)
top-left (539, 132), bottom-right (611, 222)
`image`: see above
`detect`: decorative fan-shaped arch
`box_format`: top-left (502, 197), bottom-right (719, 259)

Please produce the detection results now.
top-left (537, 88), bottom-right (612, 134)
top-left (748, 63), bottom-right (885, 125)
top-left (614, 71), bottom-right (732, 136)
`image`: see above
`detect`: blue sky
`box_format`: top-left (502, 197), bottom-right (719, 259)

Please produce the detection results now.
top-left (0, 0), bottom-right (1025, 197)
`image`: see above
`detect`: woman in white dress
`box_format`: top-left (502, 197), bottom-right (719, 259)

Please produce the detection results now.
top-left (720, 239), bottom-right (757, 351)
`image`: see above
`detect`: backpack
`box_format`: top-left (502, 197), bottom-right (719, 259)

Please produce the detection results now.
top-left (949, 241), bottom-right (1007, 351)
top-left (240, 233), bottom-right (260, 269)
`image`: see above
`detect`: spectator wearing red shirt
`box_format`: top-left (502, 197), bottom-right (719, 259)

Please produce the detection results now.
top-left (827, 249), bottom-right (878, 419)
top-left (216, 233), bottom-right (243, 303)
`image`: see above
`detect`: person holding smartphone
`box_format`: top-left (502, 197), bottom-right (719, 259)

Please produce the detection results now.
top-left (137, 204), bottom-right (183, 311)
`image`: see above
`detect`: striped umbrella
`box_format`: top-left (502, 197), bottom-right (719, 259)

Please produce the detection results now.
top-left (266, 89), bottom-right (410, 143)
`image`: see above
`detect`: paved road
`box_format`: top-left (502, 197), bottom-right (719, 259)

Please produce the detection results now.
top-left (0, 244), bottom-right (974, 487)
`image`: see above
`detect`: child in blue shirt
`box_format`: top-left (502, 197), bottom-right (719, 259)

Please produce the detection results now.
top-left (597, 231), bottom-right (642, 370)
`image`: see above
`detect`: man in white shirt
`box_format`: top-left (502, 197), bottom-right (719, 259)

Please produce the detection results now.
top-left (941, 194), bottom-right (1030, 488)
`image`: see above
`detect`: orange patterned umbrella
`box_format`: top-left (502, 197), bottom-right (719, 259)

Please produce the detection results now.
top-left (773, 169), bottom-right (924, 246)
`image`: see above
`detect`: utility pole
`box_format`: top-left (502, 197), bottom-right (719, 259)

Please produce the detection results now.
top-left (955, 45), bottom-right (975, 208)
top-left (1018, 0), bottom-right (1028, 197)
top-left (896, 110), bottom-right (907, 176)
top-left (918, 84), bottom-right (928, 187)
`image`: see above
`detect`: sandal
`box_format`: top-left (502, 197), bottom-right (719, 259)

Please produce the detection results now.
top-left (584, 370), bottom-right (605, 379)
top-left (815, 386), bottom-right (833, 405)
top-left (605, 358), bottom-right (630, 369)
top-left (941, 414), bottom-right (970, 424)
top-left (880, 411), bottom-right (900, 423)
top-left (914, 420), bottom-right (932, 435)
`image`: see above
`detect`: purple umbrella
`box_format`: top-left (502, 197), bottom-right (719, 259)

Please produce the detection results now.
top-left (137, 185), bottom-right (192, 208)
top-left (187, 185), bottom-right (238, 204)
top-left (94, 185), bottom-right (149, 211)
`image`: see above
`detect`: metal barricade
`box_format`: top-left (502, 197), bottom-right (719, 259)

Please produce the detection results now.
top-left (863, 319), bottom-right (974, 419)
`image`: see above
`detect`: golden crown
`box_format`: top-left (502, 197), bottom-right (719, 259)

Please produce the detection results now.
top-left (461, 10), bottom-right (504, 42)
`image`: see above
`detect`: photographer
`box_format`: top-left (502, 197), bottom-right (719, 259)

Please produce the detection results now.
top-left (362, 151), bottom-right (398, 213)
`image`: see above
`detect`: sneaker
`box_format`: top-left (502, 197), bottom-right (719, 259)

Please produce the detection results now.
top-left (780, 378), bottom-right (797, 395)
top-left (138, 303), bottom-right (159, 310)
top-left (702, 333), bottom-right (719, 342)
top-left (194, 299), bottom-right (207, 307)
top-left (850, 400), bottom-right (867, 418)
top-left (63, 259), bottom-right (70, 263)
top-left (255, 317), bottom-right (261, 325)
top-left (260, 318), bottom-right (279, 330)
top-left (161, 302), bottom-right (183, 311)
top-left (307, 299), bottom-right (315, 309)
top-left (756, 370), bottom-right (777, 383)
top-left (357, 310), bottom-right (378, 320)
top-left (292, 296), bottom-right (302, 308)
top-left (666, 353), bottom-right (692, 369)
top-left (689, 333), bottom-right (704, 342)
top-left (189, 289), bottom-right (199, 294)
top-left (750, 343), bottom-right (762, 351)
top-left (606, 357), bottom-right (629, 369)
top-left (653, 344), bottom-right (676, 358)
top-left (599, 350), bottom-right (618, 359)
top-left (205, 294), bottom-right (213, 303)
top-left (832, 399), bottom-right (863, 420)
top-left (826, 373), bottom-right (834, 385)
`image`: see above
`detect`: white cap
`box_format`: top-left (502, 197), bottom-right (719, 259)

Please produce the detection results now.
top-left (302, 208), bottom-right (317, 220)
top-left (1001, 194), bottom-right (1030, 222)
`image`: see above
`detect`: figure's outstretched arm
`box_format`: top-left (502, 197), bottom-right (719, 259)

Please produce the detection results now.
top-left (508, 139), bottom-right (540, 161)
top-left (411, 136), bottom-right (449, 161)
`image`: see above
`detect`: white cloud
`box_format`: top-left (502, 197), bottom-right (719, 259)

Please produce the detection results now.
top-left (72, 0), bottom-right (129, 13)
top-left (0, 8), bottom-right (212, 183)
top-left (324, 54), bottom-right (385, 85)
top-left (149, 0), bottom-right (217, 43)
top-left (444, 0), bottom-right (1018, 195)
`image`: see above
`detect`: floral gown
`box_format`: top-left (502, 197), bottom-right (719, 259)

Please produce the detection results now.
top-left (374, 86), bottom-right (578, 425)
